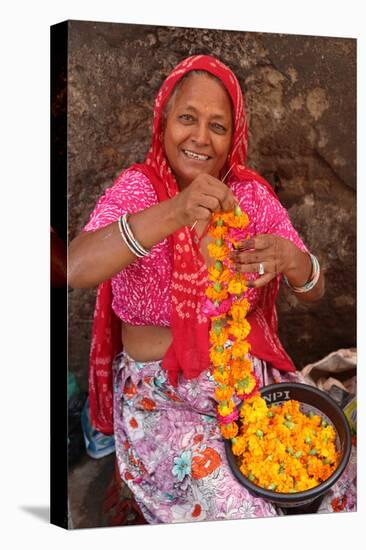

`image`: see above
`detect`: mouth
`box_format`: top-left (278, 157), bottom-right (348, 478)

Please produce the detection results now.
top-left (182, 149), bottom-right (212, 161)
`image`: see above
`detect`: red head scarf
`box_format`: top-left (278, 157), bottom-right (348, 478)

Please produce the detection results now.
top-left (88, 55), bottom-right (295, 435)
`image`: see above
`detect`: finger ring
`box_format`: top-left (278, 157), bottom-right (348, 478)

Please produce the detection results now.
top-left (258, 263), bottom-right (265, 275)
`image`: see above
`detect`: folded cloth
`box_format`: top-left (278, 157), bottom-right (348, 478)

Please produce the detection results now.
top-left (81, 398), bottom-right (115, 459)
top-left (300, 348), bottom-right (356, 396)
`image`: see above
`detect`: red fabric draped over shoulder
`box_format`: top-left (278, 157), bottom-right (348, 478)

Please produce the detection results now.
top-left (88, 55), bottom-right (295, 435)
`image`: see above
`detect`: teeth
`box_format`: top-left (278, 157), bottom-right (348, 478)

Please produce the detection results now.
top-left (183, 150), bottom-right (210, 161)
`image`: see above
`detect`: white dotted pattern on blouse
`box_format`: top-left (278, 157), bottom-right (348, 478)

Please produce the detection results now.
top-left (83, 170), bottom-right (308, 326)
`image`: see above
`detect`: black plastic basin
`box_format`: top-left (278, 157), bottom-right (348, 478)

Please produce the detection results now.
top-left (225, 383), bottom-right (352, 513)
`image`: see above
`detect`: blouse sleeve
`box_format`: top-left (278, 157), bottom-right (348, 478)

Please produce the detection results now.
top-left (83, 169), bottom-right (158, 232)
top-left (234, 179), bottom-right (309, 253)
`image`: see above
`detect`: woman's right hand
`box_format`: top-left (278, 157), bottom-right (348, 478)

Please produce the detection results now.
top-left (68, 174), bottom-right (236, 289)
top-left (172, 173), bottom-right (237, 227)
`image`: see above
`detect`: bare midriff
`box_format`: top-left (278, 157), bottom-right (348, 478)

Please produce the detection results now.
top-left (121, 220), bottom-right (212, 363)
top-left (121, 323), bottom-right (173, 362)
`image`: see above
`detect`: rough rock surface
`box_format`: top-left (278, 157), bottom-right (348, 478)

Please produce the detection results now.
top-left (65, 21), bottom-right (356, 389)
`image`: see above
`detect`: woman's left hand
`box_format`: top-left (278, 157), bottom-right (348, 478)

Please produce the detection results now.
top-left (231, 234), bottom-right (310, 289)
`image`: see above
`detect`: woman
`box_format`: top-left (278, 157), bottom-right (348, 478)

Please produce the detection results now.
top-left (68, 55), bottom-right (355, 522)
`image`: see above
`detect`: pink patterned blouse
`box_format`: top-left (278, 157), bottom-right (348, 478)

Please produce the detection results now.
top-left (84, 169), bottom-right (308, 326)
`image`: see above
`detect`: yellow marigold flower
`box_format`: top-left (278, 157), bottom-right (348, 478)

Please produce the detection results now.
top-left (218, 399), bottom-right (236, 417)
top-left (240, 396), bottom-right (268, 422)
top-left (209, 330), bottom-right (228, 347)
top-left (228, 278), bottom-right (248, 295)
top-left (244, 394), bottom-right (264, 409)
top-left (228, 319), bottom-right (251, 340)
top-left (207, 266), bottom-right (222, 281)
top-left (235, 374), bottom-right (257, 395)
top-left (231, 299), bottom-right (250, 321)
top-left (207, 267), bottom-right (231, 285)
top-left (210, 346), bottom-right (231, 367)
top-left (207, 243), bottom-right (230, 260)
top-left (231, 340), bottom-right (251, 359)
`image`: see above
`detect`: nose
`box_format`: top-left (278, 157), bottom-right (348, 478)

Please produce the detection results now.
top-left (191, 121), bottom-right (210, 146)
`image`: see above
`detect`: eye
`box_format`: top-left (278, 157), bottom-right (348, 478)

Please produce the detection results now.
top-left (211, 122), bottom-right (227, 134)
top-left (179, 114), bottom-right (195, 123)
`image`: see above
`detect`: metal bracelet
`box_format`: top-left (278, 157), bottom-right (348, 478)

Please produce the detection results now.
top-left (283, 254), bottom-right (320, 293)
top-left (122, 214), bottom-right (149, 257)
top-left (117, 215), bottom-right (148, 258)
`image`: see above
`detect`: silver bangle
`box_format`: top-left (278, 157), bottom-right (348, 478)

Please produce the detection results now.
top-left (283, 253), bottom-right (320, 293)
top-left (117, 214), bottom-right (149, 258)
top-left (121, 214), bottom-right (149, 257)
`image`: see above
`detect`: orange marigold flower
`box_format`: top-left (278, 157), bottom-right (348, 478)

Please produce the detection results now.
top-left (231, 435), bottom-right (246, 456)
top-left (211, 213), bottom-right (226, 225)
top-left (223, 211), bottom-right (249, 229)
top-left (210, 225), bottom-right (229, 239)
top-left (212, 368), bottom-right (230, 385)
top-left (205, 285), bottom-right (229, 302)
top-left (215, 384), bottom-right (234, 401)
top-left (221, 422), bottom-right (239, 439)
top-left (229, 359), bottom-right (253, 384)
top-left (219, 268), bottom-right (232, 284)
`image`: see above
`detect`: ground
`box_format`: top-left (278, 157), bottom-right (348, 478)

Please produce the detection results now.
top-left (68, 452), bottom-right (115, 529)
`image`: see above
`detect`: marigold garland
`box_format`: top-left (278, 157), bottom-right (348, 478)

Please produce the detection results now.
top-left (205, 205), bottom-right (340, 493)
top-left (205, 206), bottom-right (258, 441)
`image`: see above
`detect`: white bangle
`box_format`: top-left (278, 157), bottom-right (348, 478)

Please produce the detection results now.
top-left (117, 214), bottom-right (149, 258)
top-left (122, 214), bottom-right (149, 257)
top-left (283, 254), bottom-right (320, 293)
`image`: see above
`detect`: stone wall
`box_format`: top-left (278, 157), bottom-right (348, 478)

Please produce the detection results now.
top-left (66, 20), bottom-right (356, 390)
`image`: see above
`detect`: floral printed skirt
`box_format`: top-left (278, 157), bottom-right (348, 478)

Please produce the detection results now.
top-left (113, 352), bottom-right (357, 524)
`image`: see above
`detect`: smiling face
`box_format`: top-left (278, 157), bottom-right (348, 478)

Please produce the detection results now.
top-left (163, 73), bottom-right (233, 190)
